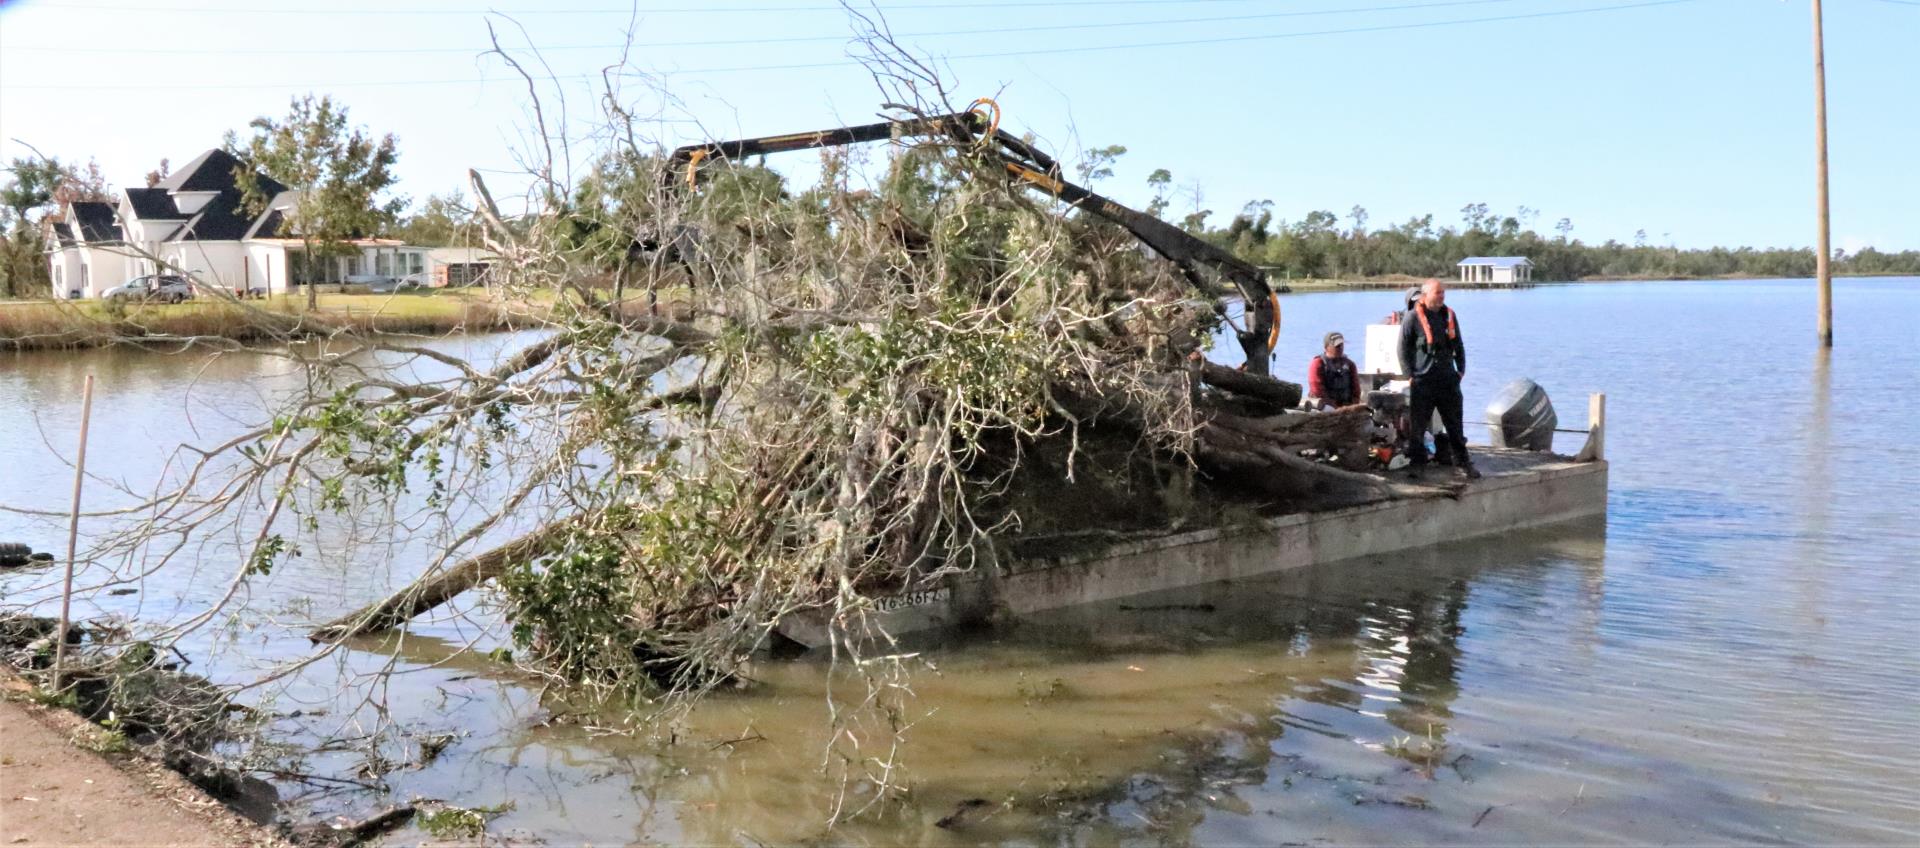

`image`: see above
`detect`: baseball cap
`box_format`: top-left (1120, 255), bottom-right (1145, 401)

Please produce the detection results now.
top-left (1324, 331), bottom-right (1345, 349)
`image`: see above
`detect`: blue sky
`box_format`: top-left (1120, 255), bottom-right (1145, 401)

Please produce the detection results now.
top-left (1, 0), bottom-right (1914, 250)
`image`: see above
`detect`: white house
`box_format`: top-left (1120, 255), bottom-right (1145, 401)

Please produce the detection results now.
top-left (45, 202), bottom-right (128, 299)
top-left (45, 148), bottom-right (433, 299)
top-left (1456, 256), bottom-right (1535, 284)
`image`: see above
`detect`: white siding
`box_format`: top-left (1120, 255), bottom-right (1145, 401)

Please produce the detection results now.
top-left (172, 192), bottom-right (218, 215)
top-left (124, 219), bottom-right (181, 278)
top-left (49, 248), bottom-right (85, 299)
top-left (245, 243), bottom-right (289, 294)
top-left (78, 245), bottom-right (130, 298)
top-left (171, 241), bottom-right (248, 293)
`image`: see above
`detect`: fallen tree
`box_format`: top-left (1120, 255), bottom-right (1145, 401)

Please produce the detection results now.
top-left (68, 60), bottom-right (1434, 715)
top-left (278, 126), bottom-right (1451, 665)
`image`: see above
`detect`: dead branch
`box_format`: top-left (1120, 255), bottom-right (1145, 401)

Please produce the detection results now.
top-left (309, 524), bottom-right (568, 643)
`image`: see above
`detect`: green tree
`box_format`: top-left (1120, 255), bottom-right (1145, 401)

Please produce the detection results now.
top-left (1145, 169), bottom-right (1172, 219)
top-left (1075, 144), bottom-right (1127, 184)
top-left (2, 157), bottom-right (65, 225)
top-left (394, 191), bottom-right (478, 247)
top-left (230, 94), bottom-right (401, 309)
top-left (0, 155), bottom-right (100, 298)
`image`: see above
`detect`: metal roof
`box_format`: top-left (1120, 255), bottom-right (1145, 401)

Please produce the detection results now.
top-left (1456, 256), bottom-right (1533, 267)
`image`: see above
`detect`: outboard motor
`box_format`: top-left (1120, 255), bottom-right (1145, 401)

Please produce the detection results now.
top-left (1485, 379), bottom-right (1557, 451)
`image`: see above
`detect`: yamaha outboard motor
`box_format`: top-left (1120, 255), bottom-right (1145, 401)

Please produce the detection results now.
top-left (1485, 379), bottom-right (1557, 451)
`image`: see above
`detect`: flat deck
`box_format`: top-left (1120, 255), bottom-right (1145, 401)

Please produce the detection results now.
top-left (778, 449), bottom-right (1608, 648)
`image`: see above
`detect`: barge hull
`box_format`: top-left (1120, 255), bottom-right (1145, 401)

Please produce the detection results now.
top-left (780, 451), bottom-right (1608, 648)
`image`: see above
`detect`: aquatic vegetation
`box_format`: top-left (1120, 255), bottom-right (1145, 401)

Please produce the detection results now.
top-left (416, 801), bottom-right (513, 839)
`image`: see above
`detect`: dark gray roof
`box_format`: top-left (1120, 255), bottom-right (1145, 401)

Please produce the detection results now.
top-left (241, 189), bottom-right (302, 239)
top-left (70, 202), bottom-right (123, 243)
top-left (50, 221), bottom-right (75, 248)
top-left (172, 192), bottom-right (258, 242)
top-left (159, 149), bottom-right (287, 197)
top-left (151, 151), bottom-right (287, 242)
top-left (245, 208), bottom-right (287, 240)
top-left (124, 187), bottom-right (183, 220)
top-left (158, 148), bottom-right (245, 192)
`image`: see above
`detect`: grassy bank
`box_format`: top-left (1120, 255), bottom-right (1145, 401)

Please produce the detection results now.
top-left (0, 289), bottom-right (540, 352)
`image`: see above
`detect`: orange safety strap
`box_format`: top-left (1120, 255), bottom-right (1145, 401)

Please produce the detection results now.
top-left (1265, 291), bottom-right (1282, 350)
top-left (684, 149), bottom-right (709, 189)
top-left (967, 97), bottom-right (1002, 142)
top-left (1414, 305), bottom-right (1456, 346)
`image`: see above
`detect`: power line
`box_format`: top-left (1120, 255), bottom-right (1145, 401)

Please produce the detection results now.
top-left (0, 0), bottom-right (1451, 14)
top-left (2, 0), bottom-right (1529, 55)
top-left (0, 0), bottom-right (1702, 91)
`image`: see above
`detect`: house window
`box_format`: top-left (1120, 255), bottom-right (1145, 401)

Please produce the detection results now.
top-left (375, 252), bottom-right (391, 276)
top-left (53, 265), bottom-right (62, 287)
top-left (409, 253), bottom-right (425, 275)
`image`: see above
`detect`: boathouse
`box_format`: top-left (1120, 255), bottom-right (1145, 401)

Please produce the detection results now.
top-left (1457, 256), bottom-right (1534, 284)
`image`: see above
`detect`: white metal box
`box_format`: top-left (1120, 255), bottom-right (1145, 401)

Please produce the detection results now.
top-left (1362, 323), bottom-right (1402, 376)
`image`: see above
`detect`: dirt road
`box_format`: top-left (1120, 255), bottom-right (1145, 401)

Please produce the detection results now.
top-left (0, 689), bottom-right (282, 848)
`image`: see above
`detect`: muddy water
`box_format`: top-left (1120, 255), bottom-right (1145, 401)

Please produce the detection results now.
top-left (3, 278), bottom-right (1918, 845)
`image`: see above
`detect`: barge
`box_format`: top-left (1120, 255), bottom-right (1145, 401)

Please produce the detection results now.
top-left (779, 395), bottom-right (1608, 648)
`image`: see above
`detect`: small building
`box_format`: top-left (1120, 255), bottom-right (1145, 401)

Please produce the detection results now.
top-left (427, 246), bottom-right (497, 288)
top-left (1457, 256), bottom-right (1534, 284)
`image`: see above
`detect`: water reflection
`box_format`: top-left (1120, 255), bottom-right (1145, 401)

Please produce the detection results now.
top-left (351, 522), bottom-right (1599, 847)
top-left (8, 280), bottom-right (1920, 845)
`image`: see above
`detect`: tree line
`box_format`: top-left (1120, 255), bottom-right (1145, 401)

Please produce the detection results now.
top-left (6, 128), bottom-right (1917, 299)
top-left (1193, 199), bottom-right (1919, 282)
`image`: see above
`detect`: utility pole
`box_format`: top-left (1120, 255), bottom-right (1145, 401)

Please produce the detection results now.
top-left (1812, 0), bottom-right (1833, 347)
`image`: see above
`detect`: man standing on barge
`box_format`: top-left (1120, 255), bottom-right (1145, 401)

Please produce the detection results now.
top-left (1398, 278), bottom-right (1480, 479)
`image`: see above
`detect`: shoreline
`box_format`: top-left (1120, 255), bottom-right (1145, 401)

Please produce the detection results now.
top-left (4, 274), bottom-right (1909, 353)
top-left (0, 289), bottom-right (539, 353)
top-left (0, 668), bottom-right (289, 848)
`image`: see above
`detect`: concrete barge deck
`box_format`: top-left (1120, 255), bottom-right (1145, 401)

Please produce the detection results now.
top-left (779, 447), bottom-right (1609, 648)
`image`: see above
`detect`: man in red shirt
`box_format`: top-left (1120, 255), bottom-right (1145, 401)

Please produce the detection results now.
top-left (1306, 331), bottom-right (1360, 410)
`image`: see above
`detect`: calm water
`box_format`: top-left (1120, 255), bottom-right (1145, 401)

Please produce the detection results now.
top-left (2, 278), bottom-right (1917, 845)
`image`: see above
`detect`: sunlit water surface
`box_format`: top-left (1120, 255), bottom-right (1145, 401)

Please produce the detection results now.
top-left (2, 278), bottom-right (1916, 845)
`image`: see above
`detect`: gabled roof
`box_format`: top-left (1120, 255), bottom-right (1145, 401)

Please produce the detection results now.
top-left (172, 192), bottom-right (260, 242)
top-left (158, 148), bottom-right (246, 192)
top-left (1457, 256), bottom-right (1533, 267)
top-left (70, 202), bottom-right (123, 243)
top-left (242, 189), bottom-right (302, 239)
top-left (154, 155), bottom-right (287, 243)
top-left (50, 221), bottom-right (75, 248)
top-left (124, 187), bottom-right (184, 220)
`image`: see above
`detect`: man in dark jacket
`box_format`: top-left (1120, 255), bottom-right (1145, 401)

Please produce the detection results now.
top-left (1398, 279), bottom-right (1480, 479)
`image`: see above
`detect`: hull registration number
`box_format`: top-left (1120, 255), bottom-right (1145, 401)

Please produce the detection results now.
top-left (874, 587), bottom-right (951, 613)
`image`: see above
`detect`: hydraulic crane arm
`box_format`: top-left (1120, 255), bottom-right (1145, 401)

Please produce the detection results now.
top-left (665, 103), bottom-right (1281, 375)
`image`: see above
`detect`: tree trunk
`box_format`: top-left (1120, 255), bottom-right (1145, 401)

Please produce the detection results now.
top-left (309, 524), bottom-right (562, 642)
top-left (1194, 359), bottom-right (1303, 409)
top-left (304, 237), bottom-right (319, 311)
